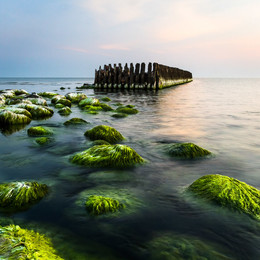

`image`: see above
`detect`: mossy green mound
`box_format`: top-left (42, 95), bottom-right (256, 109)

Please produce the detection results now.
top-left (56, 98), bottom-right (71, 107)
top-left (92, 140), bottom-right (110, 146)
top-left (38, 92), bottom-right (58, 98)
top-left (51, 95), bottom-right (66, 103)
top-left (111, 113), bottom-right (128, 118)
top-left (65, 92), bottom-right (87, 103)
top-left (147, 233), bottom-right (232, 260)
top-left (87, 111), bottom-right (99, 115)
top-left (84, 125), bottom-right (124, 143)
top-left (58, 106), bottom-right (72, 116)
top-left (100, 103), bottom-right (114, 111)
top-left (5, 107), bottom-right (32, 118)
top-left (83, 105), bottom-right (103, 111)
top-left (64, 118), bottom-right (89, 126)
top-left (55, 103), bottom-right (65, 109)
top-left (0, 90), bottom-right (15, 99)
top-left (0, 110), bottom-right (31, 125)
top-left (79, 97), bottom-right (100, 107)
top-left (26, 97), bottom-right (47, 106)
top-left (0, 181), bottom-right (48, 210)
top-left (35, 137), bottom-right (53, 145)
top-left (85, 195), bottom-right (124, 215)
top-left (14, 89), bottom-right (29, 95)
top-left (116, 106), bottom-right (139, 114)
top-left (167, 143), bottom-right (211, 159)
top-left (70, 144), bottom-right (145, 168)
top-left (0, 224), bottom-right (63, 259)
top-left (188, 174), bottom-right (260, 219)
top-left (101, 97), bottom-right (111, 102)
top-left (28, 126), bottom-right (53, 137)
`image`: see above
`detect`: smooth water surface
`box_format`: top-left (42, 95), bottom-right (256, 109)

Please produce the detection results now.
top-left (0, 78), bottom-right (260, 259)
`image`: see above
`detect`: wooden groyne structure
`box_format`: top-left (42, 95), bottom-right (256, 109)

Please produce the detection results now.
top-left (94, 62), bottom-right (192, 90)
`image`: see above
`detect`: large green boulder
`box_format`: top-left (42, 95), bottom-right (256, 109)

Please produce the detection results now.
top-left (0, 110), bottom-right (31, 125)
top-left (70, 144), bottom-right (145, 168)
top-left (13, 89), bottom-right (29, 95)
top-left (64, 118), bottom-right (89, 126)
top-left (65, 92), bottom-right (87, 103)
top-left (84, 125), bottom-right (124, 144)
top-left (51, 95), bottom-right (71, 107)
top-left (0, 181), bottom-right (48, 210)
top-left (116, 106), bottom-right (139, 114)
top-left (58, 106), bottom-right (72, 116)
top-left (188, 174), bottom-right (260, 219)
top-left (0, 224), bottom-right (63, 259)
top-left (167, 143), bottom-right (211, 159)
top-left (0, 90), bottom-right (16, 99)
top-left (35, 137), bottom-right (54, 145)
top-left (38, 92), bottom-right (58, 98)
top-left (85, 195), bottom-right (124, 215)
top-left (100, 103), bottom-right (113, 111)
top-left (25, 97), bottom-right (48, 106)
top-left (79, 97), bottom-right (100, 107)
top-left (27, 126), bottom-right (53, 137)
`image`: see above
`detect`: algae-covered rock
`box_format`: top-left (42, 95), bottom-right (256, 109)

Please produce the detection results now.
top-left (0, 181), bottom-right (48, 210)
top-left (100, 103), bottom-right (114, 111)
top-left (38, 92), bottom-right (58, 98)
top-left (25, 97), bottom-right (48, 106)
top-left (0, 110), bottom-right (31, 125)
top-left (5, 107), bottom-right (32, 118)
top-left (83, 105), bottom-right (103, 111)
top-left (101, 97), bottom-right (111, 102)
top-left (188, 174), bottom-right (260, 219)
top-left (116, 106), bottom-right (139, 114)
top-left (28, 126), bottom-right (53, 137)
top-left (92, 140), bottom-right (110, 146)
top-left (84, 125), bottom-right (124, 143)
top-left (87, 111), bottom-right (99, 115)
top-left (0, 96), bottom-right (5, 107)
top-left (14, 89), bottom-right (29, 95)
top-left (85, 195), bottom-right (124, 215)
top-left (167, 143), bottom-right (211, 159)
top-left (0, 224), bottom-right (63, 259)
top-left (0, 90), bottom-right (15, 99)
top-left (111, 113), bottom-right (128, 118)
top-left (51, 95), bottom-right (66, 104)
top-left (55, 103), bottom-right (65, 109)
top-left (147, 233), bottom-right (232, 260)
top-left (35, 137), bottom-right (54, 145)
top-left (79, 97), bottom-right (100, 107)
top-left (65, 92), bottom-right (87, 103)
top-left (70, 144), bottom-right (145, 168)
top-left (58, 106), bottom-right (72, 116)
top-left (57, 98), bottom-right (71, 107)
top-left (64, 118), bottom-right (89, 126)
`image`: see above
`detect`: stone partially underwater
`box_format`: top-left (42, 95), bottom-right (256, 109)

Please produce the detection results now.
top-left (27, 126), bottom-right (53, 137)
top-left (0, 224), bottom-right (63, 259)
top-left (0, 181), bottom-right (48, 211)
top-left (188, 174), bottom-right (260, 219)
top-left (70, 144), bottom-right (145, 168)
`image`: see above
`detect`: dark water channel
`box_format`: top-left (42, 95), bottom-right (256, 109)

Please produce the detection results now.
top-left (0, 78), bottom-right (260, 259)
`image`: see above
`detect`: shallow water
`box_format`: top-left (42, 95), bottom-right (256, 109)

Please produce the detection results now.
top-left (1, 78), bottom-right (260, 259)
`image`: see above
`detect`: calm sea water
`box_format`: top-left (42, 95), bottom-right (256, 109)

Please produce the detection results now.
top-left (0, 78), bottom-right (260, 259)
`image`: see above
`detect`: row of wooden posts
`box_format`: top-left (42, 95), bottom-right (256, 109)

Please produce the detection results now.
top-left (94, 62), bottom-right (192, 89)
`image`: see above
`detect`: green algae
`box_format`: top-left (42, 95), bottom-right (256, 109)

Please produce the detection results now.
top-left (92, 140), bottom-right (110, 146)
top-left (147, 233), bottom-right (232, 260)
top-left (70, 144), bottom-right (145, 168)
top-left (83, 105), bottom-right (103, 111)
top-left (188, 174), bottom-right (260, 219)
top-left (85, 195), bottom-right (124, 215)
top-left (35, 137), bottom-right (54, 145)
top-left (56, 98), bottom-right (71, 107)
top-left (58, 106), bottom-right (72, 116)
top-left (55, 103), bottom-right (65, 109)
top-left (27, 126), bottom-right (53, 137)
top-left (100, 103), bottom-right (114, 111)
top-left (79, 97), bottom-right (100, 107)
top-left (0, 181), bottom-right (48, 210)
top-left (84, 125), bottom-right (125, 143)
top-left (13, 89), bottom-right (29, 95)
top-left (0, 224), bottom-right (63, 259)
top-left (65, 92), bottom-right (87, 103)
top-left (167, 143), bottom-right (211, 159)
top-left (116, 106), bottom-right (139, 114)
top-left (64, 118), bottom-right (89, 126)
top-left (5, 107), bottom-right (32, 118)
top-left (26, 97), bottom-right (48, 106)
top-left (38, 92), bottom-right (58, 98)
top-left (0, 110), bottom-right (31, 125)
top-left (111, 113), bottom-right (128, 118)
top-left (101, 97), bottom-right (111, 102)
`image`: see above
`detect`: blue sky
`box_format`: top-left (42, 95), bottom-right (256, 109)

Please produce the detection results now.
top-left (0, 0), bottom-right (260, 77)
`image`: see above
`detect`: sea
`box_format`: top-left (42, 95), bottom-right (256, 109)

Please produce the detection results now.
top-left (0, 77), bottom-right (260, 259)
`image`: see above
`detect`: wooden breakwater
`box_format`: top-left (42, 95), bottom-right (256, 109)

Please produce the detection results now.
top-left (94, 62), bottom-right (192, 90)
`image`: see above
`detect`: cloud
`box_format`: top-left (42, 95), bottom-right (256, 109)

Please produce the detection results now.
top-left (60, 47), bottom-right (89, 54)
top-left (99, 44), bottom-right (130, 51)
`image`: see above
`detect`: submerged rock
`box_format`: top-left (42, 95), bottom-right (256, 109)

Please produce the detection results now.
top-left (79, 97), bottom-right (100, 107)
top-left (83, 105), bottom-right (103, 112)
top-left (0, 110), bottom-right (31, 125)
top-left (51, 95), bottom-right (71, 107)
top-left (64, 118), bottom-right (89, 126)
top-left (101, 97), bottom-right (111, 102)
top-left (0, 181), bottom-right (48, 210)
top-left (70, 144), bottom-right (145, 168)
top-left (25, 97), bottom-right (48, 106)
top-left (92, 140), bottom-right (110, 146)
top-left (35, 137), bottom-right (54, 145)
top-left (84, 125), bottom-right (124, 143)
top-left (0, 224), bottom-right (63, 259)
top-left (38, 92), bottom-right (58, 98)
top-left (100, 103), bottom-right (114, 111)
top-left (116, 106), bottom-right (139, 114)
top-left (27, 126), bottom-right (53, 137)
top-left (188, 174), bottom-right (260, 219)
top-left (5, 107), bottom-right (32, 118)
top-left (55, 103), bottom-right (65, 109)
top-left (58, 106), bottom-right (72, 116)
top-left (13, 89), bottom-right (29, 95)
top-left (85, 195), bottom-right (124, 215)
top-left (167, 143), bottom-right (211, 159)
top-left (65, 92), bottom-right (87, 103)
top-left (111, 113), bottom-right (128, 118)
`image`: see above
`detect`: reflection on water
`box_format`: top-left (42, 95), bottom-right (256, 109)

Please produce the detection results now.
top-left (1, 78), bottom-right (260, 259)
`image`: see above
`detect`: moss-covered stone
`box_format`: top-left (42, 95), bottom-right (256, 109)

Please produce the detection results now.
top-left (60, 87), bottom-right (65, 90)
top-left (87, 111), bottom-right (99, 115)
top-left (167, 143), bottom-right (211, 159)
top-left (83, 105), bottom-right (103, 111)
top-left (113, 103), bottom-right (123, 107)
top-left (111, 113), bottom-right (128, 118)
top-left (0, 224), bottom-right (63, 259)
top-left (65, 92), bottom-right (87, 103)
top-left (25, 97), bottom-right (47, 106)
top-left (76, 83), bottom-right (94, 89)
top-left (57, 99), bottom-right (71, 107)
top-left (0, 90), bottom-right (15, 99)
top-left (79, 97), bottom-right (100, 107)
top-left (0, 181), bottom-right (48, 210)
top-left (38, 92), bottom-right (58, 98)
top-left (70, 144), bottom-right (145, 168)
top-left (64, 118), bottom-right (89, 126)
top-left (116, 106), bottom-right (139, 114)
top-left (0, 110), bottom-right (31, 125)
top-left (101, 97), bottom-right (111, 102)
top-left (125, 104), bottom-right (135, 108)
top-left (51, 95), bottom-right (66, 103)
top-left (84, 125), bottom-right (125, 143)
top-left (55, 103), bottom-right (65, 109)
top-left (58, 106), bottom-right (72, 116)
top-left (35, 137), bottom-right (53, 145)
top-left (85, 195), bottom-right (124, 215)
top-left (5, 107), bottom-right (32, 118)
top-left (100, 103), bottom-right (114, 111)
top-left (92, 140), bottom-right (110, 146)
top-left (27, 126), bottom-right (53, 137)
top-left (13, 89), bottom-right (29, 96)
top-left (188, 174), bottom-right (260, 219)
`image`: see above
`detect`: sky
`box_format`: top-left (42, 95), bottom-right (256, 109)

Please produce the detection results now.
top-left (0, 0), bottom-right (260, 78)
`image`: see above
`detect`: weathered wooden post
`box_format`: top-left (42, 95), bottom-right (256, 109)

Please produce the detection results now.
top-left (153, 63), bottom-right (159, 89)
top-left (130, 63), bottom-right (134, 89)
top-left (135, 63), bottom-right (140, 89)
top-left (140, 63), bottom-right (145, 89)
top-left (147, 62), bottom-right (152, 89)
top-left (118, 63), bottom-right (122, 88)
